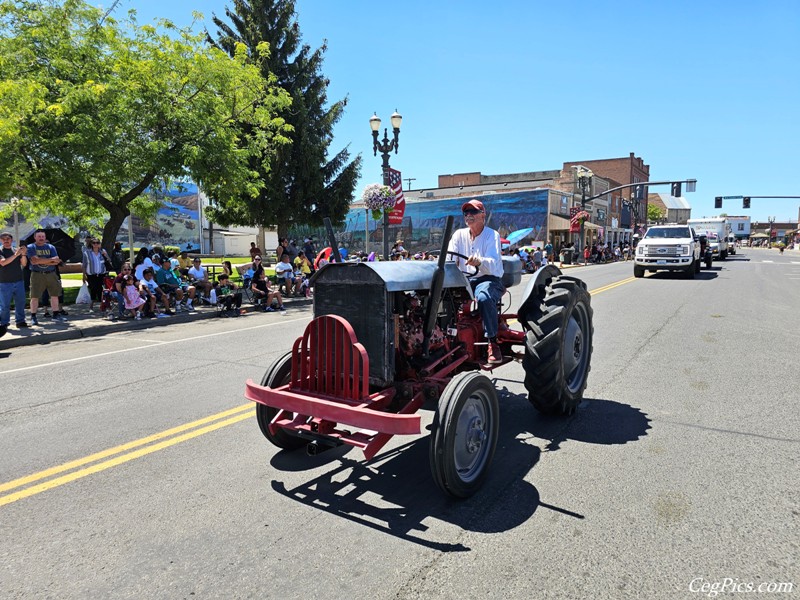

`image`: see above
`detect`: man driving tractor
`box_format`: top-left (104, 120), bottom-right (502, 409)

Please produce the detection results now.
top-left (447, 199), bottom-right (504, 364)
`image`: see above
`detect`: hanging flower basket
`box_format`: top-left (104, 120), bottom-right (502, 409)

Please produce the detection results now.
top-left (362, 183), bottom-right (397, 220)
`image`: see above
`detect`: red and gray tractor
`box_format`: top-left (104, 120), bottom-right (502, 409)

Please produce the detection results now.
top-left (245, 217), bottom-right (593, 497)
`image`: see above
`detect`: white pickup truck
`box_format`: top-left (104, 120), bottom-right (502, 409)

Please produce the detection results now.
top-left (634, 224), bottom-right (700, 279)
top-left (726, 234), bottom-right (737, 256)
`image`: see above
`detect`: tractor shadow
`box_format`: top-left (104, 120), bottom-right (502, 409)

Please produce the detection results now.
top-left (266, 393), bottom-right (650, 552)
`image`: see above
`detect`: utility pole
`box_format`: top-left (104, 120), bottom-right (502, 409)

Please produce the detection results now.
top-left (404, 177), bottom-right (416, 191)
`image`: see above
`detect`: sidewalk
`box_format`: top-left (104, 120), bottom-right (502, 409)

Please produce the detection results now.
top-left (0, 296), bottom-right (311, 351)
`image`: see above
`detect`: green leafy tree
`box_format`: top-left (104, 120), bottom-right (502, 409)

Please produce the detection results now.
top-left (647, 203), bottom-right (665, 223)
top-left (208, 0), bottom-right (361, 237)
top-left (0, 0), bottom-right (291, 250)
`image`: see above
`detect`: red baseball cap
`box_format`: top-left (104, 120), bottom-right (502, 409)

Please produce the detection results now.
top-left (461, 199), bottom-right (485, 213)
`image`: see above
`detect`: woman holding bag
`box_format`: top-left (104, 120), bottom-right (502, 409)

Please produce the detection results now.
top-left (82, 238), bottom-right (110, 312)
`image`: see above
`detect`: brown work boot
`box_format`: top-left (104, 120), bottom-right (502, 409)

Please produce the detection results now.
top-left (487, 342), bottom-right (503, 364)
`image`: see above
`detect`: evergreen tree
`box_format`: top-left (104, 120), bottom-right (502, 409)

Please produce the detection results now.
top-left (207, 0), bottom-right (361, 238)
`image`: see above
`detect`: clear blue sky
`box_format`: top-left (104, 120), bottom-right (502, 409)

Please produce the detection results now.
top-left (124, 0), bottom-right (800, 223)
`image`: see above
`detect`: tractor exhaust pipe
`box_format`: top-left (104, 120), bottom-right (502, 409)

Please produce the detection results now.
top-left (324, 217), bottom-right (342, 263)
top-left (422, 215), bottom-right (454, 358)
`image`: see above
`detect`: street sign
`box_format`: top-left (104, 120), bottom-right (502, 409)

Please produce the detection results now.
top-left (721, 195), bottom-right (743, 199)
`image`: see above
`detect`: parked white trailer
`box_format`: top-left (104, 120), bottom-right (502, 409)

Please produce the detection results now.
top-left (687, 218), bottom-right (731, 259)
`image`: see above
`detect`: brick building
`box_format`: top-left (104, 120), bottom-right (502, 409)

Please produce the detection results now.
top-left (563, 153), bottom-right (650, 235)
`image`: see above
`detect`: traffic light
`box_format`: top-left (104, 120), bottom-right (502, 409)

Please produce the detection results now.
top-left (714, 196), bottom-right (722, 209)
top-left (671, 182), bottom-right (682, 197)
top-left (743, 197), bottom-right (751, 209)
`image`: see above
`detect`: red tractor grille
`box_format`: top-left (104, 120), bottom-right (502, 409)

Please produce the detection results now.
top-left (291, 314), bottom-right (370, 401)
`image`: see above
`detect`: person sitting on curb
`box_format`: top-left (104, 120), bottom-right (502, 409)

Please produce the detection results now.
top-left (122, 274), bottom-right (146, 320)
top-left (112, 262), bottom-right (133, 318)
top-left (139, 268), bottom-right (173, 315)
top-left (188, 257), bottom-right (214, 303)
top-left (177, 250), bottom-right (192, 276)
top-left (133, 247), bottom-right (154, 281)
top-left (250, 258), bottom-right (285, 312)
top-left (293, 250), bottom-right (312, 276)
top-left (156, 257), bottom-right (194, 311)
top-left (275, 253), bottom-right (302, 296)
top-left (214, 274), bottom-right (242, 315)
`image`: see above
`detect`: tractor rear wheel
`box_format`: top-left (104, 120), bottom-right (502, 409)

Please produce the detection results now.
top-left (521, 275), bottom-right (593, 415)
top-left (429, 372), bottom-right (499, 498)
top-left (256, 351), bottom-right (306, 450)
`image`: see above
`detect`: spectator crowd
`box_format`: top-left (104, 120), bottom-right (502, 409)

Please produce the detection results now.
top-left (0, 230), bottom-right (306, 339)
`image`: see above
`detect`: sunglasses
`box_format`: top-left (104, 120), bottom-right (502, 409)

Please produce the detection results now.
top-left (463, 209), bottom-right (482, 216)
top-left (253, 258), bottom-right (262, 261)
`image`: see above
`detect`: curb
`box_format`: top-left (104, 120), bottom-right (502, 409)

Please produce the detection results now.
top-left (0, 297), bottom-right (313, 351)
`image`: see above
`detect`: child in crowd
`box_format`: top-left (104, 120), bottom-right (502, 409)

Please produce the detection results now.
top-left (215, 274), bottom-right (243, 315)
top-left (123, 275), bottom-right (146, 320)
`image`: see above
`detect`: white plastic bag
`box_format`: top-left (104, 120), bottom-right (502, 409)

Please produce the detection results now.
top-left (76, 284), bottom-right (91, 304)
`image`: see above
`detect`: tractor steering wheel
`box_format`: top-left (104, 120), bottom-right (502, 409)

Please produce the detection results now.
top-left (446, 251), bottom-right (479, 277)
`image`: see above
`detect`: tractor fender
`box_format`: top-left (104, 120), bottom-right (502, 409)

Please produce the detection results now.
top-left (517, 264), bottom-right (563, 324)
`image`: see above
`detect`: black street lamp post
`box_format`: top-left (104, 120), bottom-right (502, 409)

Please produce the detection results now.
top-left (768, 216), bottom-right (776, 245)
top-left (370, 110), bottom-right (402, 260)
top-left (573, 166), bottom-right (593, 264)
top-left (630, 190), bottom-right (641, 242)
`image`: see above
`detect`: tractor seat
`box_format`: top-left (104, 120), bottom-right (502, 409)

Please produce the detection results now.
top-left (501, 256), bottom-right (522, 288)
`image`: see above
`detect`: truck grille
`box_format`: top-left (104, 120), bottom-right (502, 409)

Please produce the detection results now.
top-left (644, 245), bottom-right (684, 257)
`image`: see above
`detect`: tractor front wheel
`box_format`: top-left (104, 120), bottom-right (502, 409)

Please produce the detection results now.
top-left (256, 351), bottom-right (306, 450)
top-left (429, 372), bottom-right (499, 498)
top-left (521, 275), bottom-right (593, 415)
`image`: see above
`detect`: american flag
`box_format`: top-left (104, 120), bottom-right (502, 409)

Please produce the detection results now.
top-left (387, 167), bottom-right (405, 224)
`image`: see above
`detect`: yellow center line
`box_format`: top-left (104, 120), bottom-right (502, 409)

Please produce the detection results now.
top-left (506, 276), bottom-right (637, 324)
top-left (0, 403), bottom-right (253, 496)
top-left (0, 410), bottom-right (255, 507)
top-left (589, 276), bottom-right (637, 295)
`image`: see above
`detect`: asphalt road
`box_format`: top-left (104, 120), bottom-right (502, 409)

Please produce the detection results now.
top-left (1, 248), bottom-right (798, 599)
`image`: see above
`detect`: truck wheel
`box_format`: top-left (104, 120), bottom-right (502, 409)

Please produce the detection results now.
top-left (633, 265), bottom-right (644, 278)
top-left (256, 351), bottom-right (306, 450)
top-left (521, 275), bottom-right (593, 415)
top-left (694, 258), bottom-right (701, 274)
top-left (721, 250), bottom-right (727, 260)
top-left (684, 264), bottom-right (695, 279)
top-left (705, 255), bottom-right (712, 269)
top-left (429, 371), bottom-right (499, 498)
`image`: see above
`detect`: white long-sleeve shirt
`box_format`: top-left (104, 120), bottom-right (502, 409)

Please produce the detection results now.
top-left (447, 226), bottom-right (504, 279)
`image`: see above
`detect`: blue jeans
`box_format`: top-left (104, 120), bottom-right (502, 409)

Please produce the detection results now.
top-left (113, 291), bottom-right (126, 316)
top-left (0, 280), bottom-right (27, 325)
top-left (471, 276), bottom-right (504, 340)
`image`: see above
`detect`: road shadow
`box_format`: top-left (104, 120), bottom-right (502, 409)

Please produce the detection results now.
top-left (264, 392), bottom-right (650, 552)
top-left (646, 270), bottom-right (719, 280)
